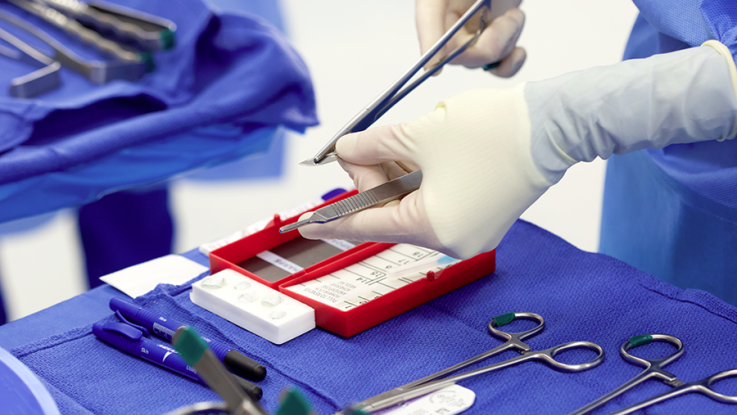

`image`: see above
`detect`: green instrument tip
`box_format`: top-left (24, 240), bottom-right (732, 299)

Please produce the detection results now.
top-left (628, 334), bottom-right (654, 348)
top-left (276, 388), bottom-right (313, 415)
top-left (139, 52), bottom-right (155, 73)
top-left (492, 312), bottom-right (516, 327)
top-left (160, 29), bottom-right (175, 50)
top-left (172, 326), bottom-right (208, 366)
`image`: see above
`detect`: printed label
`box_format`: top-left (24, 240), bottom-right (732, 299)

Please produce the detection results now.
top-left (256, 250), bottom-right (304, 274)
top-left (286, 244), bottom-right (442, 310)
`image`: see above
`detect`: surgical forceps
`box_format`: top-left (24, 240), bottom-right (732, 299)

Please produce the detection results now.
top-left (0, 25), bottom-right (60, 97)
top-left (0, 9), bottom-right (146, 84)
top-left (340, 312), bottom-right (605, 414)
top-left (32, 0), bottom-right (176, 52)
top-left (8, 0), bottom-right (145, 62)
top-left (569, 334), bottom-right (737, 414)
top-left (301, 0), bottom-right (494, 167)
top-left (283, 0), bottom-right (495, 232)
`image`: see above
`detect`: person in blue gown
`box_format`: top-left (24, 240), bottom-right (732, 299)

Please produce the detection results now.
top-left (296, 0), bottom-right (737, 306)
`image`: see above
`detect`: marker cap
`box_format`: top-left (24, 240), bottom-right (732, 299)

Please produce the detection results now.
top-left (225, 350), bottom-right (267, 381)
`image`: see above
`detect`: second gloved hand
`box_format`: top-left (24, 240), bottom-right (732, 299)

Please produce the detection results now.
top-left (299, 42), bottom-right (737, 259)
top-left (299, 83), bottom-right (551, 259)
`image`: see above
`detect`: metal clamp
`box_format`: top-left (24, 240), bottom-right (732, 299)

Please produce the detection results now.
top-left (0, 9), bottom-right (146, 84)
top-left (0, 25), bottom-right (60, 97)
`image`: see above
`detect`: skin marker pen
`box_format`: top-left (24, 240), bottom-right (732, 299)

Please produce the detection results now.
top-left (92, 321), bottom-right (262, 400)
top-left (109, 297), bottom-right (266, 381)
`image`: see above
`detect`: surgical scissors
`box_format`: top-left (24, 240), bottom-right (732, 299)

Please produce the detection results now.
top-left (301, 0), bottom-right (493, 167)
top-left (340, 312), bottom-right (605, 414)
top-left (570, 334), bottom-right (737, 414)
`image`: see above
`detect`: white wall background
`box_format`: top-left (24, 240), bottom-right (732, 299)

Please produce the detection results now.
top-left (0, 1), bottom-right (640, 322)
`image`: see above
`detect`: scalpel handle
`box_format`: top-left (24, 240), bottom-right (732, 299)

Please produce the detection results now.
top-left (279, 170), bottom-right (422, 233)
top-left (319, 170), bottom-right (422, 219)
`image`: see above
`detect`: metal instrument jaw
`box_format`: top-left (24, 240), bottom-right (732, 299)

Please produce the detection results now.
top-left (300, 0), bottom-right (492, 167)
top-left (0, 9), bottom-right (147, 85)
top-left (602, 334), bottom-right (737, 415)
top-left (568, 334), bottom-right (685, 415)
top-left (36, 0), bottom-right (177, 52)
top-left (0, 26), bottom-right (61, 97)
top-left (9, 0), bottom-right (144, 62)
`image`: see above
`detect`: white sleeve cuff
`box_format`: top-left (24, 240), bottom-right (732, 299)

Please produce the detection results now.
top-left (702, 40), bottom-right (737, 140)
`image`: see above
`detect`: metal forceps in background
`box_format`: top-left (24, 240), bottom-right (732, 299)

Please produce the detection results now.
top-left (0, 25), bottom-right (60, 97)
top-left (0, 9), bottom-right (146, 84)
top-left (301, 0), bottom-right (493, 167)
top-left (570, 334), bottom-right (737, 415)
top-left (33, 0), bottom-right (177, 52)
top-left (340, 312), bottom-right (605, 414)
top-left (8, 0), bottom-right (146, 62)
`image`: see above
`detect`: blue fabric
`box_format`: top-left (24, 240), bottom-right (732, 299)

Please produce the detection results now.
top-left (184, 0), bottom-right (289, 183)
top-left (4, 221), bottom-right (737, 414)
top-left (599, 4), bottom-right (737, 306)
top-left (72, 0), bottom-right (288, 292)
top-left (633, 0), bottom-right (737, 60)
top-left (0, 0), bottom-right (316, 164)
top-left (601, 151), bottom-right (737, 306)
top-left (0, 125), bottom-right (277, 326)
top-left (78, 185), bottom-right (173, 289)
top-left (185, 129), bottom-right (287, 181)
top-left (0, 346), bottom-right (59, 415)
top-left (0, 124), bottom-right (280, 223)
top-left (0, 0), bottom-right (317, 222)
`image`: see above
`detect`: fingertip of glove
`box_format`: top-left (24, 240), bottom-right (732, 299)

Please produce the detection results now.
top-left (296, 212), bottom-right (317, 239)
top-left (507, 7), bottom-right (525, 28)
top-left (336, 133), bottom-right (358, 158)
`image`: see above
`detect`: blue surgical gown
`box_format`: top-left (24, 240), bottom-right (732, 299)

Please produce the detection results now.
top-left (600, 1), bottom-right (737, 305)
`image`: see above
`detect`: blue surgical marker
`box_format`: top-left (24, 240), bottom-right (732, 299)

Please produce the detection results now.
top-left (109, 298), bottom-right (266, 381)
top-left (92, 321), bottom-right (262, 401)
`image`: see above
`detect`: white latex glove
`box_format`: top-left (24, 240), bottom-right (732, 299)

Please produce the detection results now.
top-left (299, 42), bottom-right (737, 259)
top-left (416, 0), bottom-right (526, 77)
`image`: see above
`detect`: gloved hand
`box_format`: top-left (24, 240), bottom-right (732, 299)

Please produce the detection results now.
top-left (416, 0), bottom-right (526, 77)
top-left (299, 42), bottom-right (737, 258)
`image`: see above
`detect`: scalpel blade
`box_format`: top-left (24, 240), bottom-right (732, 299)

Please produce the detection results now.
top-left (299, 152), bottom-right (339, 166)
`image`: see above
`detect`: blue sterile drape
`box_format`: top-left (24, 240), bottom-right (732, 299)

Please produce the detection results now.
top-left (600, 0), bottom-right (737, 306)
top-left (0, 0), bottom-right (317, 221)
top-left (3, 221), bottom-right (737, 414)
